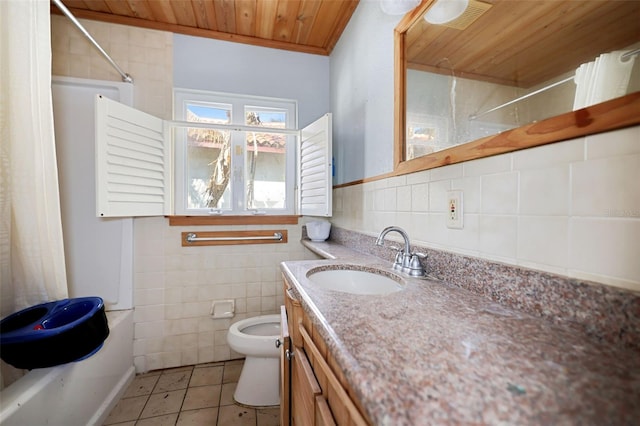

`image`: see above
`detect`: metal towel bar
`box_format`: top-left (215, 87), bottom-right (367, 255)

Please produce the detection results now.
top-left (186, 232), bottom-right (283, 243)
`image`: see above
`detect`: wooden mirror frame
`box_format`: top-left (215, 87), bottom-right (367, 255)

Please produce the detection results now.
top-left (393, 1), bottom-right (640, 177)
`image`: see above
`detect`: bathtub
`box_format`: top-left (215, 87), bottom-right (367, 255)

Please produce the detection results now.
top-left (0, 310), bottom-right (135, 426)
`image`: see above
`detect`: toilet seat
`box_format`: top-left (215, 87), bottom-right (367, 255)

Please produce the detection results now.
top-left (241, 322), bottom-right (280, 336)
top-left (227, 314), bottom-right (280, 357)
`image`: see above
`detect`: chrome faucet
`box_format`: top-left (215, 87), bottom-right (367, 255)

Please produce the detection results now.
top-left (375, 226), bottom-right (426, 277)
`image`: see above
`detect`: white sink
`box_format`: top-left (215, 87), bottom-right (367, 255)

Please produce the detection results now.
top-left (306, 267), bottom-right (403, 295)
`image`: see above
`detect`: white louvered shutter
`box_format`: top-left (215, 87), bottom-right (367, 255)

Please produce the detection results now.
top-left (298, 113), bottom-right (332, 217)
top-left (95, 95), bottom-right (171, 217)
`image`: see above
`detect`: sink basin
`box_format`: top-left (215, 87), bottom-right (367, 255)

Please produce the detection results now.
top-left (306, 267), bottom-right (403, 295)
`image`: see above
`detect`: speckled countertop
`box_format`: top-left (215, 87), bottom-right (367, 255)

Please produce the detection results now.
top-left (281, 239), bottom-right (640, 425)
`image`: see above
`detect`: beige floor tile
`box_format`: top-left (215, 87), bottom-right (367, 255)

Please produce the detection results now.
top-left (135, 413), bottom-right (179, 426)
top-left (104, 360), bottom-right (276, 426)
top-left (182, 384), bottom-right (222, 411)
top-left (140, 389), bottom-right (186, 418)
top-left (222, 360), bottom-right (244, 384)
top-left (102, 396), bottom-right (147, 424)
top-left (217, 404), bottom-right (256, 426)
top-left (257, 407), bottom-right (280, 426)
top-left (123, 375), bottom-right (159, 398)
top-left (189, 365), bottom-right (223, 387)
top-left (176, 407), bottom-right (219, 425)
top-left (154, 369), bottom-right (193, 393)
top-left (219, 382), bottom-right (237, 406)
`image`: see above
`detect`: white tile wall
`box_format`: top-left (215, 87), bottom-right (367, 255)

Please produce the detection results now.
top-left (569, 218), bottom-right (640, 286)
top-left (51, 15), bottom-right (173, 120)
top-left (519, 166), bottom-right (570, 216)
top-left (463, 155), bottom-right (511, 176)
top-left (517, 216), bottom-right (569, 273)
top-left (333, 126), bottom-right (640, 292)
top-left (481, 171), bottom-right (519, 214)
top-left (586, 126), bottom-right (640, 158)
top-left (571, 154), bottom-right (640, 217)
top-left (411, 183), bottom-right (429, 212)
top-left (133, 219), bottom-right (316, 372)
top-left (451, 177), bottom-right (481, 213)
top-left (478, 215), bottom-right (518, 261)
top-left (428, 180), bottom-right (451, 212)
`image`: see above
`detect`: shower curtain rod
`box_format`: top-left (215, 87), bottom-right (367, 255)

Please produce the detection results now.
top-left (469, 47), bottom-right (640, 121)
top-left (52, 0), bottom-right (133, 83)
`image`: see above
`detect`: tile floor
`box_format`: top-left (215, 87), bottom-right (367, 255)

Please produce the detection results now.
top-left (103, 359), bottom-right (280, 426)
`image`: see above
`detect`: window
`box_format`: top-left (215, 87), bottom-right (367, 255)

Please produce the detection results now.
top-left (95, 94), bottom-right (331, 219)
top-left (174, 90), bottom-right (297, 215)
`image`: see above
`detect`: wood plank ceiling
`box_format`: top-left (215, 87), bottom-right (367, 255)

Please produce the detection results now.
top-left (406, 0), bottom-right (640, 88)
top-left (52, 0), bottom-right (360, 55)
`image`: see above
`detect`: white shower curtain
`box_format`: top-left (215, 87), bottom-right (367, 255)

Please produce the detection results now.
top-left (0, 0), bottom-right (68, 320)
top-left (573, 50), bottom-right (637, 110)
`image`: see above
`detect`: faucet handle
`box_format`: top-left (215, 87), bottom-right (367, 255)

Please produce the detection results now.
top-left (408, 253), bottom-right (427, 277)
top-left (393, 250), bottom-right (404, 270)
top-left (409, 254), bottom-right (423, 268)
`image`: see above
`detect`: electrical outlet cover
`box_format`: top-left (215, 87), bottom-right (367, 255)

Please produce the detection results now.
top-left (446, 190), bottom-right (464, 229)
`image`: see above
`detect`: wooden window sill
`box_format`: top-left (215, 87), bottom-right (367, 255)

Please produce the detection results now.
top-left (168, 215), bottom-right (300, 226)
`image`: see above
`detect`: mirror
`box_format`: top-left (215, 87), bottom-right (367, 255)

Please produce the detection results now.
top-left (394, 0), bottom-right (640, 174)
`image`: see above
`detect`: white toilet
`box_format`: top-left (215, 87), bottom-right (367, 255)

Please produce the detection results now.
top-left (227, 314), bottom-right (281, 406)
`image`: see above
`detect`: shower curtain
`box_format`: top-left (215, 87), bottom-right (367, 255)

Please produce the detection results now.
top-left (0, 0), bottom-right (69, 320)
top-left (573, 50), bottom-right (637, 110)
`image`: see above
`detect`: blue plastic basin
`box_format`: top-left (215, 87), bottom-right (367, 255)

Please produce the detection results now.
top-left (0, 297), bottom-right (109, 369)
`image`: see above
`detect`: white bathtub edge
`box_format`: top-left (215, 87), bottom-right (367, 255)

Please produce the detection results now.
top-left (0, 367), bottom-right (67, 422)
top-left (0, 309), bottom-right (134, 426)
top-left (89, 365), bottom-right (135, 426)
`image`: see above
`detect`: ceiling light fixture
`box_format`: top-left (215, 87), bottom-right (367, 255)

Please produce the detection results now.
top-left (424, 0), bottom-right (469, 24)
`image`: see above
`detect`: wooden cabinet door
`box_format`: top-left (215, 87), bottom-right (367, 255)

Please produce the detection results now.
top-left (280, 305), bottom-right (291, 426)
top-left (284, 285), bottom-right (303, 346)
top-left (315, 395), bottom-right (337, 426)
top-left (299, 325), bottom-right (368, 426)
top-left (291, 346), bottom-right (321, 426)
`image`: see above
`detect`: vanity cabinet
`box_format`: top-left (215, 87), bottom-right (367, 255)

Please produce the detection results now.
top-left (279, 305), bottom-right (291, 426)
top-left (281, 276), bottom-right (369, 426)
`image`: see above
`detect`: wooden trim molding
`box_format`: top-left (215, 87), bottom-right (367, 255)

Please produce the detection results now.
top-left (332, 171), bottom-right (396, 189)
top-left (169, 215), bottom-right (300, 226)
top-left (393, 25), bottom-right (406, 171)
top-left (394, 92), bottom-right (640, 177)
top-left (336, 92), bottom-right (640, 189)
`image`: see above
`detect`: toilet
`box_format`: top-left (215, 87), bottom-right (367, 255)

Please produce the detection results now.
top-left (227, 314), bottom-right (281, 406)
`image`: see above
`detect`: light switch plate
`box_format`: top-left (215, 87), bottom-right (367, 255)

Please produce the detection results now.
top-left (446, 190), bottom-right (463, 229)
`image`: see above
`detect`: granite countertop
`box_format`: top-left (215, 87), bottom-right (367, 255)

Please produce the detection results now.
top-left (280, 239), bottom-right (640, 425)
